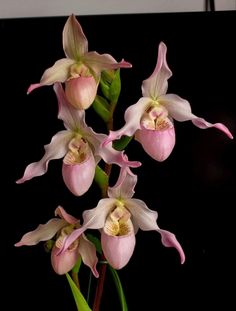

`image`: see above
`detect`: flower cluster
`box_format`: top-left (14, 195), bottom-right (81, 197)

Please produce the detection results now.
top-left (15, 14), bottom-right (233, 310)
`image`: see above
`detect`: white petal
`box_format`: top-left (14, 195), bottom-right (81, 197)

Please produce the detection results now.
top-left (102, 97), bottom-right (150, 146)
top-left (160, 94), bottom-right (233, 139)
top-left (63, 14), bottom-right (88, 60)
top-left (108, 166), bottom-right (137, 199)
top-left (79, 234), bottom-right (99, 277)
top-left (60, 198), bottom-right (115, 253)
top-left (15, 219), bottom-right (66, 246)
top-left (16, 131), bottom-right (72, 183)
top-left (142, 42), bottom-right (172, 99)
top-left (53, 83), bottom-right (86, 131)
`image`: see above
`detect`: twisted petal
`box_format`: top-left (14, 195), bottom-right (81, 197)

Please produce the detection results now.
top-left (79, 234), bottom-right (99, 278)
top-left (62, 153), bottom-right (96, 196)
top-left (63, 14), bottom-right (88, 60)
top-left (142, 42), bottom-right (172, 99)
top-left (101, 231), bottom-right (136, 269)
top-left (55, 206), bottom-right (78, 225)
top-left (125, 198), bottom-right (185, 264)
top-left (15, 218), bottom-right (66, 246)
top-left (135, 127), bottom-right (176, 161)
top-left (108, 166), bottom-right (137, 199)
top-left (54, 83), bottom-right (85, 131)
top-left (83, 52), bottom-right (132, 75)
top-left (16, 131), bottom-right (72, 184)
top-left (102, 97), bottom-right (150, 146)
top-left (51, 245), bottom-right (79, 275)
top-left (27, 59), bottom-right (75, 94)
top-left (60, 198), bottom-right (116, 253)
top-left (160, 94), bottom-right (233, 139)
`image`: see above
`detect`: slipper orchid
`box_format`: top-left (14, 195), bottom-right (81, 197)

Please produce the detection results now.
top-left (27, 14), bottom-right (132, 109)
top-left (15, 206), bottom-right (99, 277)
top-left (103, 42), bottom-right (233, 161)
top-left (59, 167), bottom-right (185, 269)
top-left (16, 83), bottom-right (141, 196)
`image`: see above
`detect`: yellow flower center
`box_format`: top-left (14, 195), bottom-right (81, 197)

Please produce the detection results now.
top-left (141, 103), bottom-right (172, 131)
top-left (63, 135), bottom-right (91, 165)
top-left (104, 201), bottom-right (134, 237)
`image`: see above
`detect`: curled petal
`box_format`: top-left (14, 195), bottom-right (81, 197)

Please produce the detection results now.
top-left (63, 14), bottom-right (88, 60)
top-left (16, 131), bottom-right (72, 184)
top-left (51, 245), bottom-right (79, 275)
top-left (62, 153), bottom-right (96, 196)
top-left (108, 166), bottom-right (137, 199)
top-left (142, 41), bottom-right (172, 99)
top-left (27, 59), bottom-right (75, 94)
top-left (125, 198), bottom-right (185, 264)
top-left (15, 218), bottom-right (66, 246)
top-left (158, 229), bottom-right (185, 264)
top-left (160, 94), bottom-right (233, 139)
top-left (102, 97), bottom-right (150, 146)
top-left (60, 198), bottom-right (116, 253)
top-left (135, 127), bottom-right (176, 161)
top-left (101, 231), bottom-right (136, 269)
top-left (55, 206), bottom-right (78, 225)
top-left (83, 51), bottom-right (132, 75)
top-left (54, 83), bottom-right (85, 131)
top-left (65, 76), bottom-right (98, 110)
top-left (79, 234), bottom-right (99, 277)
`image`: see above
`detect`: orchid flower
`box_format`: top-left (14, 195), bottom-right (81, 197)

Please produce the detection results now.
top-left (16, 83), bottom-right (141, 196)
top-left (59, 167), bottom-right (185, 270)
top-left (15, 206), bottom-right (99, 277)
top-left (103, 42), bottom-right (233, 161)
top-left (27, 14), bottom-right (132, 109)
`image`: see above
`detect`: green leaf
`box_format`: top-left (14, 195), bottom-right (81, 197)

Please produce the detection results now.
top-left (94, 165), bottom-right (108, 191)
top-left (113, 135), bottom-right (133, 151)
top-left (92, 95), bottom-right (110, 122)
top-left (99, 78), bottom-right (110, 99)
top-left (109, 69), bottom-right (121, 103)
top-left (109, 266), bottom-right (128, 311)
top-left (86, 233), bottom-right (102, 255)
top-left (66, 273), bottom-right (92, 311)
top-left (72, 256), bottom-right (82, 274)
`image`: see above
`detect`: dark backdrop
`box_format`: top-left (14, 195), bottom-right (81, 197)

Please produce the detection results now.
top-left (1, 11), bottom-right (236, 310)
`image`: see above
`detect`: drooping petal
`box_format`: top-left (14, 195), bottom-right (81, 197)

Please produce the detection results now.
top-left (15, 218), bottom-right (66, 246)
top-left (83, 52), bottom-right (132, 75)
top-left (65, 76), bottom-right (98, 109)
top-left (60, 198), bottom-right (116, 253)
top-left (62, 152), bottom-right (96, 196)
top-left (160, 94), bottom-right (233, 139)
top-left (55, 206), bottom-right (78, 225)
top-left (79, 234), bottom-right (99, 278)
top-left (108, 166), bottom-right (137, 199)
top-left (102, 97), bottom-right (150, 146)
top-left (101, 230), bottom-right (136, 269)
top-left (63, 14), bottom-right (88, 60)
top-left (27, 59), bottom-right (75, 94)
top-left (125, 198), bottom-right (185, 264)
top-left (135, 126), bottom-right (176, 161)
top-left (16, 131), bottom-right (72, 184)
top-left (54, 83), bottom-right (85, 131)
top-left (157, 229), bottom-right (185, 264)
top-left (51, 245), bottom-right (79, 275)
top-left (142, 42), bottom-right (172, 99)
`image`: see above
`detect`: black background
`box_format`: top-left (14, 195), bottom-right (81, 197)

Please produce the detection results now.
top-left (1, 11), bottom-right (236, 310)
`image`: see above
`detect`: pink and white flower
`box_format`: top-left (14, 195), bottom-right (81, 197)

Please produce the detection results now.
top-left (27, 14), bottom-right (132, 109)
top-left (16, 83), bottom-right (141, 196)
top-left (59, 167), bottom-right (185, 269)
top-left (103, 42), bottom-right (233, 161)
top-left (15, 206), bottom-right (99, 277)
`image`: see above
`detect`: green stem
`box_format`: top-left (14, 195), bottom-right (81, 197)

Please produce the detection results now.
top-left (92, 100), bottom-right (117, 311)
